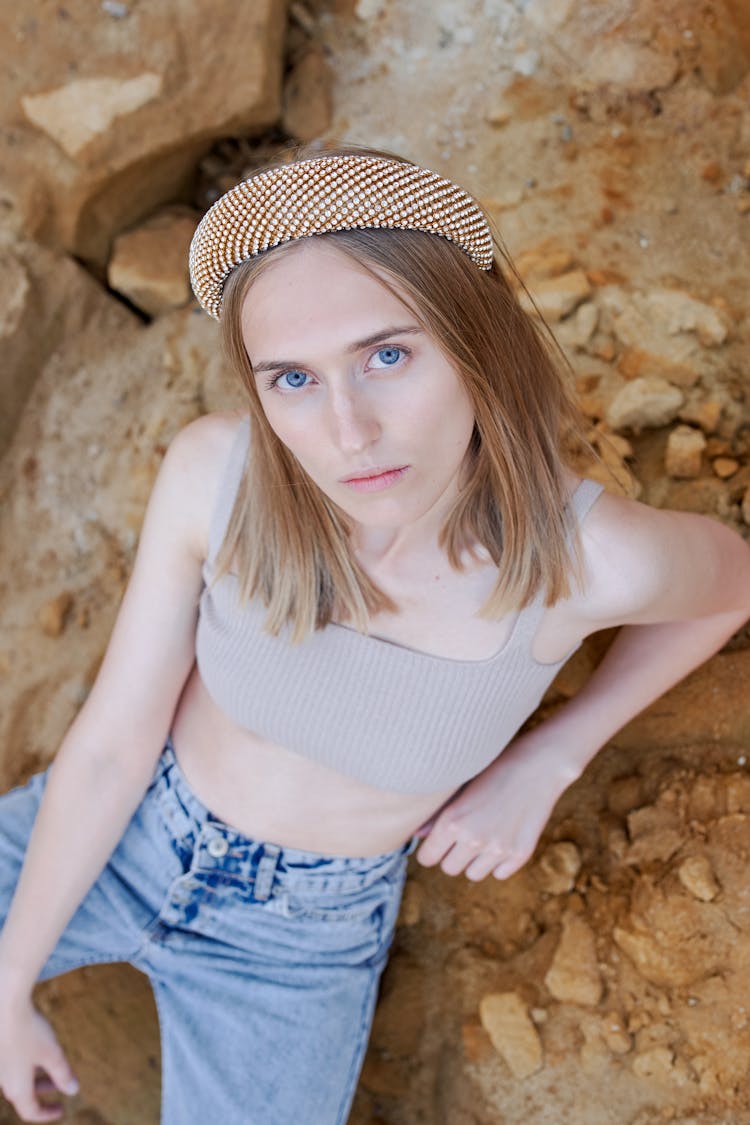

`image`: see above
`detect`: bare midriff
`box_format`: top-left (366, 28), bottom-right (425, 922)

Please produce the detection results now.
top-left (170, 661), bottom-right (457, 857)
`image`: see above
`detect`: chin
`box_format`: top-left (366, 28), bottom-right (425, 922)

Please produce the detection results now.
top-left (343, 497), bottom-right (427, 526)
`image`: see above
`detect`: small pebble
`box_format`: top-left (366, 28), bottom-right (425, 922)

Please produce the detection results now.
top-left (39, 592), bottom-right (74, 637)
top-left (712, 457), bottom-right (739, 479)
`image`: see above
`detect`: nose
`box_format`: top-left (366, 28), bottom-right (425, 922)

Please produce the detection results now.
top-left (327, 387), bottom-right (381, 454)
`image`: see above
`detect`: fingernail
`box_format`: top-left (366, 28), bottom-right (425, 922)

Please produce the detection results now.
top-left (66, 1078), bottom-right (79, 1095)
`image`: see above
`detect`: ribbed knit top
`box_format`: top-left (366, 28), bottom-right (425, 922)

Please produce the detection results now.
top-left (195, 417), bottom-right (604, 795)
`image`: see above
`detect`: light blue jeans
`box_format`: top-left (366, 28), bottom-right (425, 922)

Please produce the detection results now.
top-left (0, 737), bottom-right (418, 1124)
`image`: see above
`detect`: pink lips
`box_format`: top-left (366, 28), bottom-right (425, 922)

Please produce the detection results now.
top-left (341, 466), bottom-right (409, 493)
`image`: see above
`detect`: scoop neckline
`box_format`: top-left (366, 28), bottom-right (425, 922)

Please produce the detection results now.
top-left (201, 571), bottom-right (565, 668)
top-left (323, 607), bottom-right (529, 667)
top-left (202, 571), bottom-right (548, 666)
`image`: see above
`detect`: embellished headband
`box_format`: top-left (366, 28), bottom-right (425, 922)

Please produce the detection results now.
top-left (189, 154), bottom-right (494, 319)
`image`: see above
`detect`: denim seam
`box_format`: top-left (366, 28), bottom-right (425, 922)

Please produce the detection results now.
top-left (334, 960), bottom-right (382, 1125)
top-left (40, 947), bottom-right (140, 981)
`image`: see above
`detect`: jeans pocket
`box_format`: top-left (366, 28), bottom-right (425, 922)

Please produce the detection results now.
top-left (281, 880), bottom-right (392, 926)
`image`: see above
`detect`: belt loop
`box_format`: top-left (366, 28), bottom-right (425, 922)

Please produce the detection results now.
top-left (254, 843), bottom-right (282, 901)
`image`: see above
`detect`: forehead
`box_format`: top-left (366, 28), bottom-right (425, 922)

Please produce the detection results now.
top-left (239, 240), bottom-right (417, 356)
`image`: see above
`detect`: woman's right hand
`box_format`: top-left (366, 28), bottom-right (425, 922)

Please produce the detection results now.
top-left (0, 995), bottom-right (78, 1122)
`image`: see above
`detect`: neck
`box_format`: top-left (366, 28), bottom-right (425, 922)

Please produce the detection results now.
top-left (350, 479), bottom-right (452, 565)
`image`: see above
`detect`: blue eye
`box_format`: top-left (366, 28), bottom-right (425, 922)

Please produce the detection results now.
top-left (275, 369), bottom-right (309, 390)
top-left (372, 346), bottom-right (403, 367)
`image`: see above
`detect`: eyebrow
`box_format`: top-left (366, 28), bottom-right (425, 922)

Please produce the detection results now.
top-left (251, 325), bottom-right (424, 375)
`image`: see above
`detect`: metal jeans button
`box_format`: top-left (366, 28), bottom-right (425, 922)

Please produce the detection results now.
top-left (207, 836), bottom-right (229, 858)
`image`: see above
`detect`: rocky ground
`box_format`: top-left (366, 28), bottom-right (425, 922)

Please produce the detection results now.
top-left (1, 0), bottom-right (749, 1122)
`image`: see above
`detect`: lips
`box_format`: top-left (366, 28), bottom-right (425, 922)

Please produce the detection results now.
top-left (340, 466), bottom-right (410, 493)
top-left (340, 465), bottom-right (408, 482)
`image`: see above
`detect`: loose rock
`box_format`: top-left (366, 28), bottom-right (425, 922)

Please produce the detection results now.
top-left (555, 300), bottom-right (599, 348)
top-left (485, 103), bottom-right (512, 127)
top-left (605, 377), bottom-right (685, 432)
top-left (38, 592), bottom-right (74, 637)
top-left (478, 992), bottom-right (543, 1078)
top-left (544, 913), bottom-right (602, 1005)
top-left (677, 855), bottom-right (720, 902)
top-left (599, 286), bottom-right (725, 387)
top-left (642, 288), bottom-right (728, 347)
top-left (665, 425), bottom-right (706, 479)
top-left (107, 209), bottom-right (198, 317)
top-left (515, 245), bottom-right (574, 281)
top-left (712, 457), bottom-right (739, 479)
top-left (537, 841), bottom-right (582, 894)
top-left (518, 269), bottom-right (591, 322)
top-left (600, 1015), bottom-right (633, 1055)
top-left (678, 394), bottom-right (724, 434)
top-left (631, 1046), bottom-right (675, 1081)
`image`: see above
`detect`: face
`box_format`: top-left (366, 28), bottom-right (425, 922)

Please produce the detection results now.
top-left (240, 240), bottom-right (476, 542)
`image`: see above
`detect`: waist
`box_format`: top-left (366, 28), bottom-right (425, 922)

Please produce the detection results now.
top-left (154, 736), bottom-right (419, 869)
top-left (169, 664), bottom-right (451, 855)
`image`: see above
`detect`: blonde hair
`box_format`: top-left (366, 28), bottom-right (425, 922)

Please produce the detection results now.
top-left (212, 142), bottom-right (592, 642)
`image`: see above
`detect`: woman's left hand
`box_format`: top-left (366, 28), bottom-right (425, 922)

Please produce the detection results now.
top-left (412, 728), bottom-right (581, 882)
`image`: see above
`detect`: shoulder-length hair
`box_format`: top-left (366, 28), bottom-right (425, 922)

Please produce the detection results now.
top-left (212, 142), bottom-right (593, 642)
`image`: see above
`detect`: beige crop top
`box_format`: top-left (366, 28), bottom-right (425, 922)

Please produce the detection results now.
top-left (195, 417), bottom-right (604, 795)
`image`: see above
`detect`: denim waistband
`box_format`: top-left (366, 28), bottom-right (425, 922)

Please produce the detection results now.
top-left (150, 737), bottom-right (419, 897)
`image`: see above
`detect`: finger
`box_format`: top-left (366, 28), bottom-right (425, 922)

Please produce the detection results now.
top-left (465, 848), bottom-right (508, 882)
top-left (492, 862), bottom-right (515, 880)
top-left (414, 822), bottom-right (458, 866)
top-left (41, 1047), bottom-right (79, 1098)
top-left (25, 1105), bottom-right (64, 1122)
top-left (438, 838), bottom-right (485, 877)
top-left (7, 1083), bottom-right (65, 1124)
top-left (492, 852), bottom-right (528, 880)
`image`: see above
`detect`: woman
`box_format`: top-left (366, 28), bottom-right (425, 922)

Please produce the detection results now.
top-left (1, 143), bottom-right (748, 1124)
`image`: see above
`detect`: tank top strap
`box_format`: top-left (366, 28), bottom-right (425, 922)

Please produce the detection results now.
top-left (567, 477), bottom-right (606, 528)
top-left (206, 415), bottom-right (251, 567)
top-left (511, 476), bottom-right (606, 650)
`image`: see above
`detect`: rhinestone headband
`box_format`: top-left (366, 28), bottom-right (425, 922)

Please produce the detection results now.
top-left (189, 154), bottom-right (494, 319)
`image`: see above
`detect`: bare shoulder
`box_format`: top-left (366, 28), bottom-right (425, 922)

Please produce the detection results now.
top-left (173, 408), bottom-right (247, 461)
top-left (573, 484), bottom-right (750, 627)
top-left (169, 409), bottom-right (248, 561)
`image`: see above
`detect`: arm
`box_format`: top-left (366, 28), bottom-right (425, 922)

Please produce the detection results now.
top-left (415, 498), bottom-right (750, 881)
top-left (0, 413), bottom-right (232, 1122)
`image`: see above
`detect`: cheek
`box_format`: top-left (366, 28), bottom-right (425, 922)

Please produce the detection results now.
top-left (257, 412), bottom-right (307, 471)
top-left (276, 425), bottom-right (328, 478)
top-left (259, 398), bottom-right (303, 448)
top-left (421, 384), bottom-right (474, 452)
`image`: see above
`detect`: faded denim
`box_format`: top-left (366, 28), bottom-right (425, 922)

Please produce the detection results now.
top-left (0, 737), bottom-right (418, 1124)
